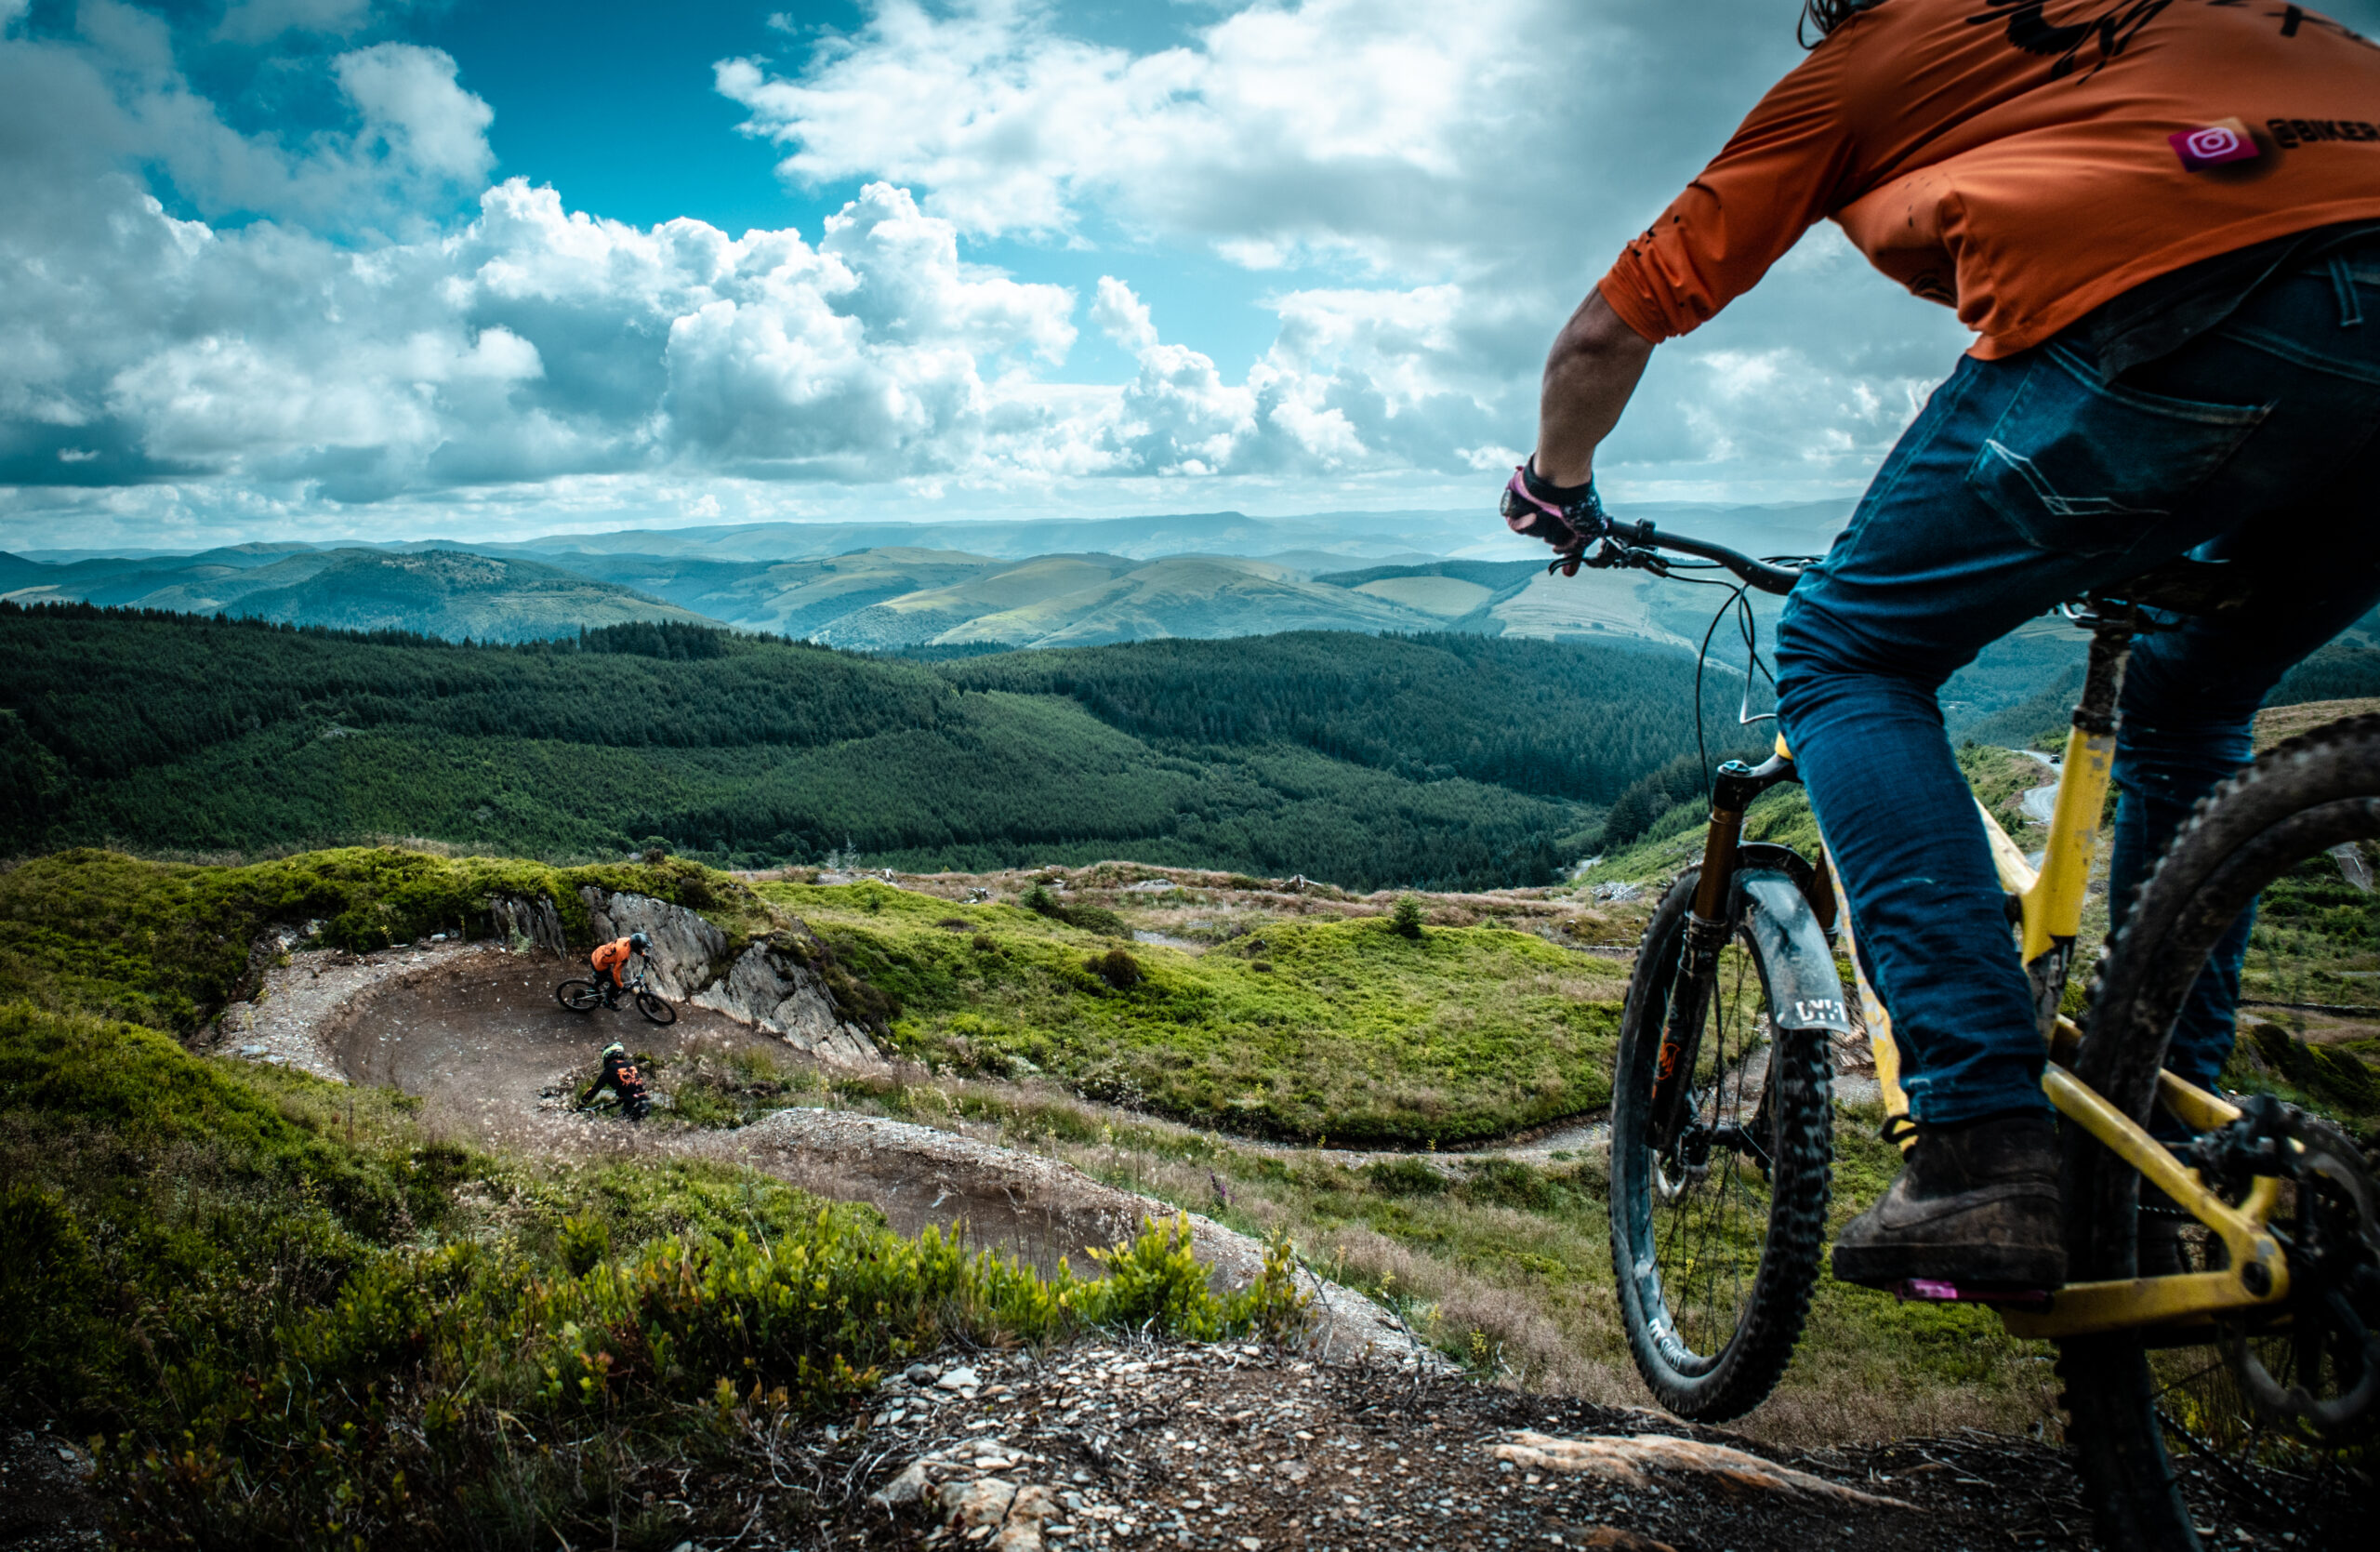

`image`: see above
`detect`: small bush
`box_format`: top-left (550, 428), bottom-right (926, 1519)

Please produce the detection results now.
top-left (1392, 895), bottom-right (1426, 939)
top-left (1021, 883), bottom-right (1130, 938)
top-left (558, 1213), bottom-right (612, 1276)
top-left (1364, 1157), bottom-right (1448, 1197)
top-left (1458, 1156), bottom-right (1560, 1212)
top-left (1089, 948), bottom-right (1143, 990)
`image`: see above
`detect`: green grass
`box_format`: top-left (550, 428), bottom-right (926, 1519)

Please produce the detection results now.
top-left (3, 991), bottom-right (1305, 1549)
top-left (768, 878), bottom-right (1628, 1146)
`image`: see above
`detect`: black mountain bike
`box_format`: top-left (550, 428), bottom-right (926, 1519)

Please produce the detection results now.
top-left (555, 963), bottom-right (678, 1025)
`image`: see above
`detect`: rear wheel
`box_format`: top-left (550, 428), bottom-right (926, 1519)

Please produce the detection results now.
top-left (634, 989), bottom-right (677, 1026)
top-left (556, 978), bottom-right (604, 1013)
top-left (2067, 715), bottom-right (2380, 1551)
top-left (1609, 868), bottom-right (1835, 1421)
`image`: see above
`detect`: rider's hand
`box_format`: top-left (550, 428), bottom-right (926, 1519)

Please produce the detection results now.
top-left (1501, 460), bottom-right (1610, 575)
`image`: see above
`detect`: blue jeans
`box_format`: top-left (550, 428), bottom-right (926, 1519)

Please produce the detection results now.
top-left (1775, 244), bottom-right (2380, 1126)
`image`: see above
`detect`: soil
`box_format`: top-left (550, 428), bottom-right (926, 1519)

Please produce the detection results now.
top-left (610, 1339), bottom-right (2115, 1552)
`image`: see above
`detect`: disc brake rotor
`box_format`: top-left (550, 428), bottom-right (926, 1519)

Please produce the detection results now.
top-left (2222, 1115), bottom-right (2380, 1440)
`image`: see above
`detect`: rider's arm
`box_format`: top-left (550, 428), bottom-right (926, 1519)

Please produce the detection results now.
top-left (1530, 292), bottom-right (1657, 488)
top-left (1534, 35), bottom-right (1858, 484)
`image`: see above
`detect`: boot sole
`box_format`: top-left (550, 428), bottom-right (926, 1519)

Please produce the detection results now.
top-left (1831, 1240), bottom-right (2066, 1290)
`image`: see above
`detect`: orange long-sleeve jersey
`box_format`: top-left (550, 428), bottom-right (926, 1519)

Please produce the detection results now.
top-left (1598, 1), bottom-right (2380, 358)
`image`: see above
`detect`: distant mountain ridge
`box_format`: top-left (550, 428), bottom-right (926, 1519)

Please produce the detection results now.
top-left (6, 499), bottom-right (1857, 651)
top-left (0, 548), bottom-right (708, 643)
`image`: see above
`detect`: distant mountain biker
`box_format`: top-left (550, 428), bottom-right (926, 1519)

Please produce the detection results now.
top-left (588, 931), bottom-right (651, 1008)
top-left (578, 1041), bottom-right (650, 1120)
top-left (1512, 0), bottom-right (2380, 1289)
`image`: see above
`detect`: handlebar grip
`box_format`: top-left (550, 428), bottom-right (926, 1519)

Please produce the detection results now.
top-left (1604, 520), bottom-right (1804, 596)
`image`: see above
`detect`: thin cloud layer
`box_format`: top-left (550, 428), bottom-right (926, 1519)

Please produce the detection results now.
top-left (0, 0), bottom-right (2037, 548)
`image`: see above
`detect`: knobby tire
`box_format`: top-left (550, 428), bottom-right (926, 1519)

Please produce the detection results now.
top-left (1609, 868), bottom-right (1834, 1422)
top-left (2066, 713), bottom-right (2380, 1552)
top-left (555, 978), bottom-right (604, 1013)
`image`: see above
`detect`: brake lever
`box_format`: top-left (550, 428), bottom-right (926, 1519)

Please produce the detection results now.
top-left (1544, 540), bottom-right (1669, 578)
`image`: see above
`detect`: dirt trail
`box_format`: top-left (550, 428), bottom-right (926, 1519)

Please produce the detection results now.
top-left (215, 944), bottom-right (1433, 1362)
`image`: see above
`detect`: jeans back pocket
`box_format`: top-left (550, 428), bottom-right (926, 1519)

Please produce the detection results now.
top-left (1965, 342), bottom-right (2269, 557)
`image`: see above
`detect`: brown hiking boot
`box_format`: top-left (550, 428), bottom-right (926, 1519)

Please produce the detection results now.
top-left (1831, 1112), bottom-right (2066, 1289)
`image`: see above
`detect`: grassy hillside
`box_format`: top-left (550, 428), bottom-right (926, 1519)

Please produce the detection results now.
top-left (777, 875), bottom-right (1625, 1145)
top-left (3, 841), bottom-right (2080, 1513)
top-left (1, 846), bottom-right (1299, 1548)
top-left (3, 606), bottom-right (1768, 888)
top-left (940, 630), bottom-right (1723, 805)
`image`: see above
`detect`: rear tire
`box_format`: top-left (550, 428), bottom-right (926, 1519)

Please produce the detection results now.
top-left (1609, 868), bottom-right (1835, 1422)
top-left (556, 978), bottom-right (604, 1013)
top-left (2066, 713), bottom-right (2380, 1551)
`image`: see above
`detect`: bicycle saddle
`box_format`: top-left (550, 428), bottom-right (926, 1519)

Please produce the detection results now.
top-left (2090, 554), bottom-right (2256, 617)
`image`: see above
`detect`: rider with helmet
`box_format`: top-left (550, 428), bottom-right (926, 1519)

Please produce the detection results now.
top-left (577, 1041), bottom-right (649, 1121)
top-left (1515, 0), bottom-right (2380, 1289)
top-left (588, 931), bottom-right (651, 1008)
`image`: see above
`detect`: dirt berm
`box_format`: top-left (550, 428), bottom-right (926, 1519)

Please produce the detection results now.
top-left (208, 938), bottom-right (1431, 1364)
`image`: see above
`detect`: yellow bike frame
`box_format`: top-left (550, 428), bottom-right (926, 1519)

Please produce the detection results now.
top-left (1801, 710), bottom-right (2293, 1338)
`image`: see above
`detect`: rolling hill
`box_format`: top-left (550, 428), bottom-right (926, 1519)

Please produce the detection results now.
top-left (8, 501), bottom-right (1861, 652)
top-left (0, 547), bottom-right (712, 643)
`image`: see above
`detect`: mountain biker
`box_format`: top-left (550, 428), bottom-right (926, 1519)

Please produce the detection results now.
top-left (578, 1041), bottom-right (650, 1120)
top-left (588, 931), bottom-right (651, 1008)
top-left (1512, 0), bottom-right (2380, 1289)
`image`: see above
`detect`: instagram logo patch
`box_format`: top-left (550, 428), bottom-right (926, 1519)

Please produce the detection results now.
top-left (2170, 117), bottom-right (2261, 171)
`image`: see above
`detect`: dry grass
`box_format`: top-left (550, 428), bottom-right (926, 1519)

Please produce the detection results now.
top-left (785, 1070), bottom-right (2059, 1449)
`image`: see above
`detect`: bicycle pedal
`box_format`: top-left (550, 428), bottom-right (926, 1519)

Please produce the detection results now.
top-left (1894, 1279), bottom-right (2051, 1310)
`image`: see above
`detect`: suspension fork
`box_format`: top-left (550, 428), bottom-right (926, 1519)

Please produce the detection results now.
top-left (1648, 753), bottom-right (1801, 1150)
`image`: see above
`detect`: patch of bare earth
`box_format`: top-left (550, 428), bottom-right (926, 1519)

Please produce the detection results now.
top-left (657, 1340), bottom-right (2091, 1552)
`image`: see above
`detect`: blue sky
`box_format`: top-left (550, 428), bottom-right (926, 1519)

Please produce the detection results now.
top-left (4, 0), bottom-right (2377, 551)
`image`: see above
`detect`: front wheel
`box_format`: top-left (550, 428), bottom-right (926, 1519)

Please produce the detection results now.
top-left (556, 978), bottom-right (605, 1013)
top-left (1608, 868), bottom-right (1835, 1422)
top-left (634, 989), bottom-right (677, 1025)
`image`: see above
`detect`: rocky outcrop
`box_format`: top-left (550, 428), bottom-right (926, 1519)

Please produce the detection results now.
top-left (578, 887), bottom-right (884, 1068)
top-left (487, 895), bottom-right (569, 960)
top-left (694, 942), bottom-right (881, 1066)
top-left (579, 888), bottom-right (729, 998)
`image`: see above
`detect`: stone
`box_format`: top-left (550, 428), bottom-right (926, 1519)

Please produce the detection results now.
top-left (940, 1476), bottom-right (1016, 1533)
top-left (1572, 1530), bottom-right (1679, 1552)
top-left (869, 1461), bottom-right (932, 1508)
top-left (998, 1483), bottom-right (1058, 1550)
top-left (487, 894), bottom-right (569, 960)
top-left (692, 942), bottom-right (880, 1065)
top-left (937, 1365), bottom-right (983, 1391)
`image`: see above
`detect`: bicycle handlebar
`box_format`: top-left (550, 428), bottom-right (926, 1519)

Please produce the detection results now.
top-left (1594, 519), bottom-right (1807, 596)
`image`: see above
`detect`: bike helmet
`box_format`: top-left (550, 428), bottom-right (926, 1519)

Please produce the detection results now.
top-left (602, 1041), bottom-right (627, 1059)
top-left (629, 931), bottom-right (651, 952)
